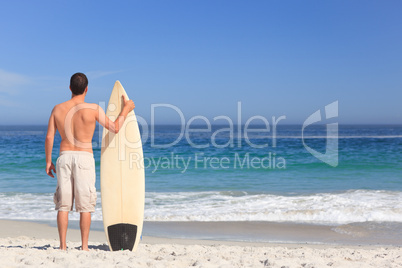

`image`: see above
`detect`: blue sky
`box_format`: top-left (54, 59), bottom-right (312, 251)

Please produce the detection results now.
top-left (0, 0), bottom-right (401, 125)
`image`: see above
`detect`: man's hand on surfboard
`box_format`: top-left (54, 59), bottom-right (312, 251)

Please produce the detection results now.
top-left (122, 95), bottom-right (135, 112)
top-left (46, 162), bottom-right (56, 178)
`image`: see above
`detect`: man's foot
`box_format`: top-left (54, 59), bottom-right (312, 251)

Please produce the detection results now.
top-left (81, 246), bottom-right (89, 251)
top-left (59, 245), bottom-right (67, 250)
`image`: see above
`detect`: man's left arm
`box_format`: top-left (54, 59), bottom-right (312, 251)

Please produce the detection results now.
top-left (45, 110), bottom-right (57, 178)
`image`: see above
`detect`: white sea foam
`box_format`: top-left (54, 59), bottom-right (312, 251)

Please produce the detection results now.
top-left (1, 190), bottom-right (402, 224)
top-left (0, 193), bottom-right (103, 221)
top-left (144, 190), bottom-right (402, 223)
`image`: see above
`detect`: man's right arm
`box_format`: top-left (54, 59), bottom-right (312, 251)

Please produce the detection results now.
top-left (45, 108), bottom-right (57, 178)
top-left (96, 95), bottom-right (135, 134)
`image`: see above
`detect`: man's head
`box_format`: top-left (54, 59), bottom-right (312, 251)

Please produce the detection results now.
top-left (70, 73), bottom-right (88, 95)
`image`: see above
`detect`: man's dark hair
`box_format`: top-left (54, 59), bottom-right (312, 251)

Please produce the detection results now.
top-left (70, 73), bottom-right (88, 95)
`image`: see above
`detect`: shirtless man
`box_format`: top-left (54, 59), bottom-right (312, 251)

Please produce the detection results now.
top-left (45, 73), bottom-right (134, 250)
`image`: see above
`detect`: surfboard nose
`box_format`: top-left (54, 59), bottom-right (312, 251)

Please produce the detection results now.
top-left (114, 80), bottom-right (123, 89)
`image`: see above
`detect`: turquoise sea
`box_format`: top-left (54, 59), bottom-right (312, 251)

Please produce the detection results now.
top-left (0, 124), bottom-right (402, 225)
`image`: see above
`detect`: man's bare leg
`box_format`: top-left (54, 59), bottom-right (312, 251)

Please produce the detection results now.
top-left (80, 212), bottom-right (91, 251)
top-left (57, 211), bottom-right (69, 250)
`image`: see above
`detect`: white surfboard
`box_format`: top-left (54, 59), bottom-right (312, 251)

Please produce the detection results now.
top-left (100, 81), bottom-right (145, 252)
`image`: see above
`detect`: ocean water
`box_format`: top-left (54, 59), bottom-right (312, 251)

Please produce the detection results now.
top-left (0, 124), bottom-right (402, 225)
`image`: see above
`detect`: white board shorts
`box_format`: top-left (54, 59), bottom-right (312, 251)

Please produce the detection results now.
top-left (54, 151), bottom-right (97, 213)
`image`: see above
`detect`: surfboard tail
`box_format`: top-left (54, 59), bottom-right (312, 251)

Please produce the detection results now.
top-left (107, 223), bottom-right (138, 251)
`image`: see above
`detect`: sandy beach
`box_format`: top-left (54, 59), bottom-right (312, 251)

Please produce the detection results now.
top-left (0, 220), bottom-right (401, 267)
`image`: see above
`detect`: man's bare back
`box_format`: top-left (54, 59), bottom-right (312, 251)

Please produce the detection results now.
top-left (52, 100), bottom-right (98, 153)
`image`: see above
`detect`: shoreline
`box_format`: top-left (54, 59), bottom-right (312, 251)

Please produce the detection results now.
top-left (2, 219), bottom-right (402, 247)
top-left (0, 219), bottom-right (401, 267)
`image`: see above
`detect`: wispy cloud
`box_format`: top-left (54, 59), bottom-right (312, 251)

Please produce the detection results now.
top-left (86, 70), bottom-right (124, 80)
top-left (0, 69), bottom-right (32, 94)
top-left (0, 98), bottom-right (20, 107)
top-left (0, 69), bottom-right (123, 96)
